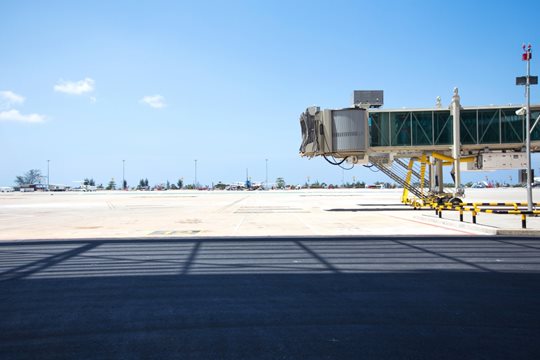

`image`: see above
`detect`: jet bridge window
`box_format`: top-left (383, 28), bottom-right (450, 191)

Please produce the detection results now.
top-left (460, 109), bottom-right (478, 145)
top-left (390, 112), bottom-right (412, 146)
top-left (411, 111), bottom-right (433, 146)
top-left (501, 109), bottom-right (524, 144)
top-left (532, 110), bottom-right (540, 141)
top-left (434, 110), bottom-right (452, 145)
top-left (478, 109), bottom-right (501, 144)
top-left (369, 112), bottom-right (390, 146)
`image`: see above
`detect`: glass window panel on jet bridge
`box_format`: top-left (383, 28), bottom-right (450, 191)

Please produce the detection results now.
top-left (460, 109), bottom-right (478, 145)
top-left (411, 111), bottom-right (433, 146)
top-left (390, 112), bottom-right (412, 146)
top-left (532, 110), bottom-right (540, 142)
top-left (501, 109), bottom-right (524, 144)
top-left (478, 109), bottom-right (501, 144)
top-left (434, 110), bottom-right (452, 145)
top-left (369, 112), bottom-right (390, 147)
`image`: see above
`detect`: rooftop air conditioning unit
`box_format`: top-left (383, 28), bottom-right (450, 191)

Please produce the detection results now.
top-left (352, 90), bottom-right (384, 108)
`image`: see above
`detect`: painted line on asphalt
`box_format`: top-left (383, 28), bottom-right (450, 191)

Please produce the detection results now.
top-left (387, 214), bottom-right (481, 236)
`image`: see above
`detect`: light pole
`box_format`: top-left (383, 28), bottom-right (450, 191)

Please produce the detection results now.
top-left (524, 44), bottom-right (534, 210)
top-left (194, 159), bottom-right (197, 188)
top-left (122, 160), bottom-right (125, 190)
top-left (47, 160), bottom-right (50, 191)
top-left (265, 158), bottom-right (268, 189)
top-left (516, 44), bottom-right (537, 210)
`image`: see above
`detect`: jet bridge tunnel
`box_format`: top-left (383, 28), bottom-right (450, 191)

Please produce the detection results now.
top-left (299, 90), bottom-right (540, 205)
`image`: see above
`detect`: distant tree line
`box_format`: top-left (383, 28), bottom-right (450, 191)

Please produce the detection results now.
top-left (12, 169), bottom-right (413, 191)
top-left (14, 169), bottom-right (42, 186)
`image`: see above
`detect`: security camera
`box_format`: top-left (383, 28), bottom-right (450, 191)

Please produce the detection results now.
top-left (515, 107), bottom-right (526, 116)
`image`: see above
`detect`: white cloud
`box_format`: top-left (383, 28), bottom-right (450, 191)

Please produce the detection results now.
top-left (0, 90), bottom-right (46, 124)
top-left (140, 95), bottom-right (166, 109)
top-left (0, 90), bottom-right (25, 105)
top-left (0, 109), bottom-right (45, 123)
top-left (54, 77), bottom-right (95, 95)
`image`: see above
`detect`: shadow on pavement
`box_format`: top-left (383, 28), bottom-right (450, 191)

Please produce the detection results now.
top-left (1, 236), bottom-right (540, 359)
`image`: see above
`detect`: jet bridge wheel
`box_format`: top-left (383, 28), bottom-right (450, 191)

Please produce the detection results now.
top-left (449, 197), bottom-right (462, 206)
top-left (434, 194), bottom-right (453, 206)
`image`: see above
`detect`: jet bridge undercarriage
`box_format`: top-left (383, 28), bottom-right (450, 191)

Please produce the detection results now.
top-left (368, 153), bottom-right (472, 206)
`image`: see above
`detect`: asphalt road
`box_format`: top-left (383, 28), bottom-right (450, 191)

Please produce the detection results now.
top-left (1, 236), bottom-right (540, 359)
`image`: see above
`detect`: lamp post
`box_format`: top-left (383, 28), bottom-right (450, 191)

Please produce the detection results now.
top-left (47, 160), bottom-right (50, 191)
top-left (194, 159), bottom-right (197, 188)
top-left (521, 44), bottom-right (534, 211)
top-left (122, 160), bottom-right (125, 190)
top-left (526, 45), bottom-right (532, 211)
top-left (516, 44), bottom-right (537, 210)
top-left (265, 158), bottom-right (268, 189)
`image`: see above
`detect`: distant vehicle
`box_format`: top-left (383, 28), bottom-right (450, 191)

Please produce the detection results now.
top-left (71, 181), bottom-right (96, 192)
top-left (19, 184), bottom-right (47, 192)
top-left (0, 186), bottom-right (14, 192)
top-left (70, 187), bottom-right (86, 192)
top-left (471, 182), bottom-right (487, 188)
top-left (225, 182), bottom-right (247, 191)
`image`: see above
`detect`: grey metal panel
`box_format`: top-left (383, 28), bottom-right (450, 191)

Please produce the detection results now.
top-left (353, 90), bottom-right (384, 107)
top-left (321, 109), bottom-right (333, 153)
top-left (331, 109), bottom-right (366, 152)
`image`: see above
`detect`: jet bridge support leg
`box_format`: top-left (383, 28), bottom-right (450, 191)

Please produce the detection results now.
top-left (429, 161), bottom-right (435, 193)
top-left (451, 87), bottom-right (462, 195)
top-left (419, 154), bottom-right (427, 192)
top-left (436, 159), bottom-right (444, 194)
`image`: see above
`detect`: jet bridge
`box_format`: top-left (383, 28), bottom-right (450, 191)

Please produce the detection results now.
top-left (299, 89), bottom-right (540, 205)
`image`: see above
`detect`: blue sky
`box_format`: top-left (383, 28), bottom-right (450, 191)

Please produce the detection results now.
top-left (1, 0), bottom-right (539, 187)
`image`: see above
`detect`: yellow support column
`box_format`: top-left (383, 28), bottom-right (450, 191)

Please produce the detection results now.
top-left (419, 154), bottom-right (428, 202)
top-left (401, 158), bottom-right (415, 204)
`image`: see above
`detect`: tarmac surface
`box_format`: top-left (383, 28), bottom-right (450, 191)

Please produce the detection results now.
top-left (1, 189), bottom-right (540, 358)
top-left (1, 188), bottom-right (539, 239)
top-left (1, 236), bottom-right (540, 359)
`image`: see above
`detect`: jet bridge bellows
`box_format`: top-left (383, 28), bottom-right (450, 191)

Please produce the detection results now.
top-left (300, 107), bottom-right (368, 156)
